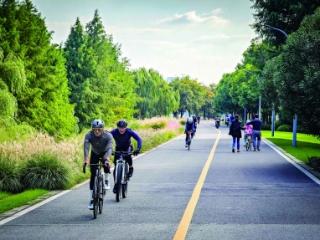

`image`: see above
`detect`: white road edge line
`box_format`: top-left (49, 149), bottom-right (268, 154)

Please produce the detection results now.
top-left (263, 139), bottom-right (320, 186)
top-left (0, 133), bottom-right (183, 226)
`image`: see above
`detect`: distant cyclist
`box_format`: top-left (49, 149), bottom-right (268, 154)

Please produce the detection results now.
top-left (246, 114), bottom-right (262, 151)
top-left (185, 117), bottom-right (196, 148)
top-left (83, 119), bottom-right (113, 209)
top-left (111, 120), bottom-right (142, 193)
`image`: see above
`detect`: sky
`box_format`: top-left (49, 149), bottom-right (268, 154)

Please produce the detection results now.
top-left (32, 0), bottom-right (257, 85)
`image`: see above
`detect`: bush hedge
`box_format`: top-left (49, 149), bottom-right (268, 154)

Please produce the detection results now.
top-left (21, 153), bottom-right (70, 190)
top-left (277, 124), bottom-right (291, 132)
top-left (0, 157), bottom-right (23, 193)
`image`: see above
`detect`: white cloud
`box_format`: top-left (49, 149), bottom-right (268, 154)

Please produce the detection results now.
top-left (159, 9), bottom-right (229, 27)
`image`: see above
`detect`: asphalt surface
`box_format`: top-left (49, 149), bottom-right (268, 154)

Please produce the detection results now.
top-left (1, 121), bottom-right (320, 240)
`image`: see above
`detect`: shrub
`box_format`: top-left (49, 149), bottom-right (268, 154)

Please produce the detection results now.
top-left (308, 156), bottom-right (320, 171)
top-left (0, 156), bottom-right (23, 193)
top-left (21, 153), bottom-right (70, 190)
top-left (149, 121), bottom-right (166, 130)
top-left (277, 124), bottom-right (291, 132)
top-left (180, 120), bottom-right (186, 125)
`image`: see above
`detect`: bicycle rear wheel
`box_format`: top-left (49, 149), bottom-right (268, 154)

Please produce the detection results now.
top-left (115, 165), bottom-right (123, 202)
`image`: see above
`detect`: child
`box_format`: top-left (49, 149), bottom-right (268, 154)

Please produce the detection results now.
top-left (244, 120), bottom-right (253, 145)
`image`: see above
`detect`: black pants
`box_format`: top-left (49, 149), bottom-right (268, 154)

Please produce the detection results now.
top-left (185, 132), bottom-right (194, 142)
top-left (90, 152), bottom-right (110, 190)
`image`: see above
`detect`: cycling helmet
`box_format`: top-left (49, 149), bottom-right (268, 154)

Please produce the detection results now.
top-left (187, 117), bottom-right (193, 124)
top-left (117, 119), bottom-right (128, 128)
top-left (91, 119), bottom-right (104, 128)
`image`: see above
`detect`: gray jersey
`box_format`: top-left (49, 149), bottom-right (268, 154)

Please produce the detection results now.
top-left (84, 131), bottom-right (113, 161)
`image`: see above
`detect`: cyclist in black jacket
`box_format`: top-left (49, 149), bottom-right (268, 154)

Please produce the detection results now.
top-left (111, 120), bottom-right (142, 193)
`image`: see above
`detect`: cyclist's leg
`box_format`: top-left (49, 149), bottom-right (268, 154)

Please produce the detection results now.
top-left (90, 152), bottom-right (99, 190)
top-left (126, 155), bottom-right (133, 177)
top-left (101, 158), bottom-right (110, 190)
top-left (88, 152), bottom-right (99, 208)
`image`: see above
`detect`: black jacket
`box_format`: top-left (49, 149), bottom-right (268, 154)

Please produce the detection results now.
top-left (229, 120), bottom-right (242, 138)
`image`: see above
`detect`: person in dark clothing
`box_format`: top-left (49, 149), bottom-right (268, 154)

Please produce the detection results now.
top-left (111, 120), bottom-right (142, 187)
top-left (185, 117), bottom-right (196, 147)
top-left (229, 115), bottom-right (242, 153)
top-left (246, 114), bottom-right (262, 151)
top-left (83, 119), bottom-right (113, 209)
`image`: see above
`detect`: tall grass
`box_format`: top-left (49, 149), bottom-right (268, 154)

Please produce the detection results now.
top-left (20, 153), bottom-right (70, 190)
top-left (0, 156), bottom-right (23, 193)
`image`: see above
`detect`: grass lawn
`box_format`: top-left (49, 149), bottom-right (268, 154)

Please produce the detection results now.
top-left (262, 130), bottom-right (320, 164)
top-left (0, 189), bottom-right (48, 214)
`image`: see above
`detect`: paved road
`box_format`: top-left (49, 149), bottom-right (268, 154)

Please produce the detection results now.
top-left (1, 121), bottom-right (320, 240)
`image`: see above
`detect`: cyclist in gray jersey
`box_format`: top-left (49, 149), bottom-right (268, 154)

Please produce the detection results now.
top-left (83, 119), bottom-right (113, 209)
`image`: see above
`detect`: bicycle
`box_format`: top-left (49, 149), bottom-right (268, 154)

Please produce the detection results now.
top-left (83, 161), bottom-right (106, 219)
top-left (244, 134), bottom-right (253, 151)
top-left (113, 151), bottom-right (132, 202)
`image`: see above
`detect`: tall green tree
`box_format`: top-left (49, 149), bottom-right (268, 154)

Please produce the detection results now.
top-left (0, 0), bottom-right (77, 137)
top-left (133, 68), bottom-right (179, 118)
top-left (273, 8), bottom-right (320, 135)
top-left (251, 0), bottom-right (320, 45)
top-left (65, 10), bottom-right (137, 128)
top-left (170, 76), bottom-right (207, 117)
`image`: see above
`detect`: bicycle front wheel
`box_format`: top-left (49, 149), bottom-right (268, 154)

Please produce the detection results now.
top-left (93, 176), bottom-right (99, 219)
top-left (115, 165), bottom-right (123, 202)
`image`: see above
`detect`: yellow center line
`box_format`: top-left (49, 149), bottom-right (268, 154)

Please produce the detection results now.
top-left (173, 130), bottom-right (221, 240)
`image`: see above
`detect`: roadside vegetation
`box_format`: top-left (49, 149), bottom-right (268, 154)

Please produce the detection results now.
top-left (262, 131), bottom-right (320, 169)
top-left (0, 117), bottom-right (183, 213)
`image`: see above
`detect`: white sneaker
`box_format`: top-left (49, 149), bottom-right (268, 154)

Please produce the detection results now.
top-left (88, 200), bottom-right (93, 210)
top-left (104, 180), bottom-right (110, 190)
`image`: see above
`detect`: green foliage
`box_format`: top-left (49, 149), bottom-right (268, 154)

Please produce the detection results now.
top-left (0, 156), bottom-right (23, 193)
top-left (0, 89), bottom-right (16, 119)
top-left (0, 1), bottom-right (77, 137)
top-left (133, 68), bottom-right (179, 118)
top-left (277, 124), bottom-right (291, 132)
top-left (273, 8), bottom-right (320, 136)
top-left (0, 122), bottom-right (34, 143)
top-left (21, 153), bottom-right (70, 190)
top-left (170, 76), bottom-right (210, 117)
top-left (64, 11), bottom-right (137, 129)
top-left (251, 0), bottom-right (320, 45)
top-left (180, 119), bottom-right (186, 125)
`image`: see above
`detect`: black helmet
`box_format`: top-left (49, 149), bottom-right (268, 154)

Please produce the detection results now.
top-left (117, 119), bottom-right (127, 128)
top-left (91, 119), bottom-right (104, 128)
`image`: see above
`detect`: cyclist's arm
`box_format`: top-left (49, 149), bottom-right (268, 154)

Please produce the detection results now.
top-left (130, 130), bottom-right (142, 150)
top-left (83, 133), bottom-right (91, 163)
top-left (103, 133), bottom-right (113, 161)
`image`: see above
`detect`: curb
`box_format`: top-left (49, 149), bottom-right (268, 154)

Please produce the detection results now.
top-left (263, 138), bottom-right (320, 185)
top-left (0, 131), bottom-right (183, 225)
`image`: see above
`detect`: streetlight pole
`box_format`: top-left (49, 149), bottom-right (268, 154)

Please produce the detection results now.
top-left (264, 25), bottom-right (297, 146)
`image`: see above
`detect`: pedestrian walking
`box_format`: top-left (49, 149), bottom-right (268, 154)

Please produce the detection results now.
top-left (229, 115), bottom-right (242, 153)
